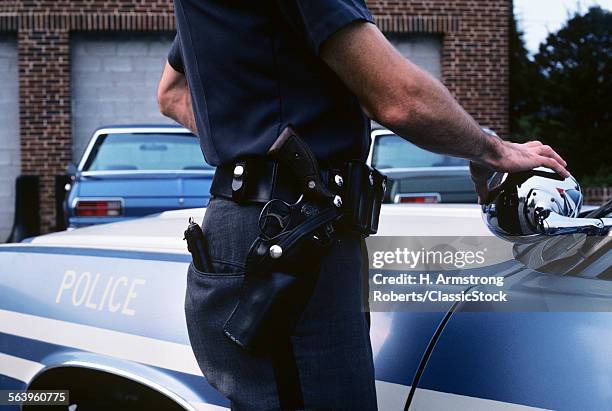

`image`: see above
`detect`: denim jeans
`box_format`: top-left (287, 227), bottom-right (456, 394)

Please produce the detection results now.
top-left (185, 197), bottom-right (377, 410)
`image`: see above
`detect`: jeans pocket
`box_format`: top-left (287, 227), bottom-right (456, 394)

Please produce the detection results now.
top-left (189, 258), bottom-right (246, 276)
top-left (185, 262), bottom-right (283, 408)
top-left (184, 262), bottom-right (245, 390)
top-left (201, 197), bottom-right (262, 272)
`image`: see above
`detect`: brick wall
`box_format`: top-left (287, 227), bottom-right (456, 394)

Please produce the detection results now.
top-left (368, 0), bottom-right (510, 136)
top-left (18, 28), bottom-right (71, 234)
top-left (0, 0), bottom-right (510, 233)
top-left (584, 187), bottom-right (612, 206)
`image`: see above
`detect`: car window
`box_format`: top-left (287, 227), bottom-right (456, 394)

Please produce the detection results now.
top-left (371, 134), bottom-right (467, 169)
top-left (83, 133), bottom-right (212, 171)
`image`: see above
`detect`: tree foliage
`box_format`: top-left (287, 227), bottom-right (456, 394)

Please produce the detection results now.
top-left (509, 7), bottom-right (542, 137)
top-left (510, 6), bottom-right (611, 184)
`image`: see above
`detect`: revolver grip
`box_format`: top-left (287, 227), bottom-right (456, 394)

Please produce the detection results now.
top-left (268, 126), bottom-right (334, 201)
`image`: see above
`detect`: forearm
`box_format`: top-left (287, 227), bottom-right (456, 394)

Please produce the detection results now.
top-left (321, 23), bottom-right (501, 167)
top-left (382, 61), bottom-right (501, 166)
top-left (157, 62), bottom-right (198, 135)
top-left (322, 22), bottom-right (568, 203)
top-left (164, 93), bottom-right (197, 134)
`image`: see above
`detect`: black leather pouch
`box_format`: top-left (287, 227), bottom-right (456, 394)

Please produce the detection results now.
top-left (342, 161), bottom-right (387, 236)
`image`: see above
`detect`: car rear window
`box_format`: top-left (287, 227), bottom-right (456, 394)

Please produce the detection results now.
top-left (83, 133), bottom-right (213, 171)
top-left (371, 134), bottom-right (467, 169)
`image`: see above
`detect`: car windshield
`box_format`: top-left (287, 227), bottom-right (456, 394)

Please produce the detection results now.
top-left (83, 133), bottom-right (212, 171)
top-left (371, 133), bottom-right (467, 169)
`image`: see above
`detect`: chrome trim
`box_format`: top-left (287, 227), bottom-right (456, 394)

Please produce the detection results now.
top-left (71, 197), bottom-right (125, 216)
top-left (367, 129), bottom-right (394, 166)
top-left (393, 192), bottom-right (442, 204)
top-left (378, 166), bottom-right (470, 173)
top-left (80, 169), bottom-right (214, 177)
top-left (542, 213), bottom-right (612, 235)
top-left (25, 360), bottom-right (197, 411)
top-left (77, 127), bottom-right (192, 172)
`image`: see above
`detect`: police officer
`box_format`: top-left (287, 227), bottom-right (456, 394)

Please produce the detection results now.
top-left (158, 1), bottom-right (569, 409)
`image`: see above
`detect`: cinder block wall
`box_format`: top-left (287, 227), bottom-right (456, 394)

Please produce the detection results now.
top-left (71, 33), bottom-right (175, 160)
top-left (0, 1), bottom-right (510, 233)
top-left (0, 36), bottom-right (19, 241)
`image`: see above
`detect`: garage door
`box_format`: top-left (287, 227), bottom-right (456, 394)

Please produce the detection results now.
top-left (386, 34), bottom-right (442, 79)
top-left (0, 36), bottom-right (19, 242)
top-left (71, 33), bottom-right (176, 162)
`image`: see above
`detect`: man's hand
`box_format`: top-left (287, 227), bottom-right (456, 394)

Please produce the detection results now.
top-left (319, 22), bottom-right (569, 203)
top-left (470, 140), bottom-right (569, 203)
top-left (157, 61), bottom-right (197, 134)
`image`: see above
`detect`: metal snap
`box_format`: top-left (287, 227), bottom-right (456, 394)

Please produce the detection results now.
top-left (334, 175), bottom-right (344, 187)
top-left (233, 165), bottom-right (244, 178)
top-left (333, 195), bottom-right (343, 208)
top-left (269, 245), bottom-right (283, 259)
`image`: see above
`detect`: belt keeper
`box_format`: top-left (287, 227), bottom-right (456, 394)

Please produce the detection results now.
top-left (231, 161), bottom-right (247, 202)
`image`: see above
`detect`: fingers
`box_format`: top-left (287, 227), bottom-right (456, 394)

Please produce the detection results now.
top-left (469, 161), bottom-right (491, 182)
top-left (470, 161), bottom-right (493, 204)
top-left (522, 140), bottom-right (570, 177)
top-left (537, 144), bottom-right (568, 167)
top-left (473, 180), bottom-right (489, 204)
top-left (539, 156), bottom-right (570, 178)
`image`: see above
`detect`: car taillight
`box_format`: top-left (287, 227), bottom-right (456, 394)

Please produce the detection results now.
top-left (395, 194), bottom-right (440, 204)
top-left (75, 200), bottom-right (123, 217)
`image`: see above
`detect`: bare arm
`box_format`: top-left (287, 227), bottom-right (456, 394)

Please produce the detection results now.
top-left (320, 22), bottom-right (569, 201)
top-left (157, 61), bottom-right (197, 135)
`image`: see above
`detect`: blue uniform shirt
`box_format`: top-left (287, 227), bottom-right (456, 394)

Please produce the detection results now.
top-left (169, 0), bottom-right (374, 167)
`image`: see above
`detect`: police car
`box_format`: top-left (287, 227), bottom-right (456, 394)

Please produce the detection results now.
top-left (0, 173), bottom-right (610, 410)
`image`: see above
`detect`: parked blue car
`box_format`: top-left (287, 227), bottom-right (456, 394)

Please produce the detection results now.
top-left (65, 125), bottom-right (214, 228)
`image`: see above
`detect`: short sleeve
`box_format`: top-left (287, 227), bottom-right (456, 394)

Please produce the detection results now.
top-left (167, 34), bottom-right (185, 74)
top-left (277, 0), bottom-right (374, 55)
